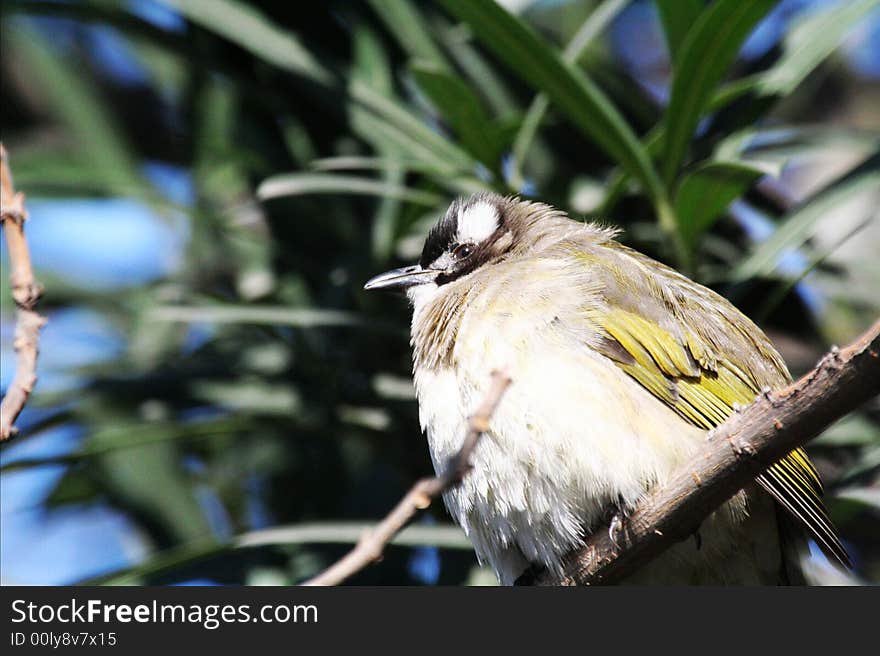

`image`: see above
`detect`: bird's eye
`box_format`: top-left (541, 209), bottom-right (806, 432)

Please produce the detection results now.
top-left (452, 243), bottom-right (474, 259)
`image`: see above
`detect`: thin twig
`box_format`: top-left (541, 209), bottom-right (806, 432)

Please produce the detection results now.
top-left (523, 320), bottom-right (880, 585)
top-left (303, 369), bottom-right (512, 586)
top-left (1, 143), bottom-right (47, 441)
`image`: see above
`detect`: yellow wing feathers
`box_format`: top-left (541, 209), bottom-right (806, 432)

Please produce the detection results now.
top-left (583, 244), bottom-right (850, 568)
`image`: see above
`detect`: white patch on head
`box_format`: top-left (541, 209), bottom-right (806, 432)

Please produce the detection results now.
top-left (457, 201), bottom-right (499, 245)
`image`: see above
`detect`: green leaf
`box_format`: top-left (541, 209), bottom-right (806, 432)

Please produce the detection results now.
top-left (662, 0), bottom-right (776, 187)
top-left (755, 212), bottom-right (873, 321)
top-left (367, 0), bottom-right (452, 72)
top-left (350, 80), bottom-right (478, 172)
top-left (598, 124), bottom-right (665, 214)
top-left (96, 440), bottom-right (214, 543)
top-left (350, 23), bottom-right (409, 260)
top-left (5, 27), bottom-right (149, 201)
top-left (370, 162), bottom-right (406, 261)
top-left (352, 24), bottom-right (394, 95)
top-left (834, 487), bottom-right (880, 512)
top-left (349, 110), bottom-right (458, 176)
top-left (733, 153), bottom-right (880, 281)
top-left (436, 20), bottom-right (520, 117)
top-left (602, 1), bottom-right (876, 213)
top-left (170, 0), bottom-right (477, 175)
top-left (81, 540), bottom-right (226, 586)
top-left (837, 446), bottom-right (880, 486)
top-left (44, 469), bottom-right (102, 508)
top-left (559, 0), bottom-right (630, 68)
top-left (814, 415), bottom-right (880, 447)
top-left (257, 172), bottom-right (442, 206)
top-left (7, 146), bottom-right (156, 200)
top-left (675, 161), bottom-right (768, 248)
top-left (755, 0), bottom-right (879, 95)
top-left (168, 0), bottom-right (333, 84)
top-left (236, 522), bottom-right (472, 550)
top-left (411, 61), bottom-right (503, 168)
top-left (192, 381), bottom-right (302, 416)
top-left (438, 0), bottom-right (666, 205)
top-left (310, 156), bottom-right (454, 174)
top-left (715, 126), bottom-right (880, 163)
top-left (0, 419), bottom-right (246, 474)
top-left (308, 154), bottom-right (490, 246)
top-left (713, 0), bottom-right (880, 107)
top-left (510, 0), bottom-right (629, 187)
top-left (85, 523), bottom-right (472, 585)
top-left (655, 0), bottom-right (704, 61)
top-left (148, 304), bottom-right (399, 331)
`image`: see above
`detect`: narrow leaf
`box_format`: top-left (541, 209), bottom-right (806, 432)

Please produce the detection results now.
top-left (170, 0), bottom-right (477, 175)
top-left (715, 126), bottom-right (880, 163)
top-left (367, 0), bottom-right (453, 72)
top-left (715, 0), bottom-right (880, 107)
top-left (168, 0), bottom-right (333, 84)
top-left (257, 172), bottom-right (442, 206)
top-left (310, 156), bottom-right (450, 174)
top-left (437, 21), bottom-right (520, 117)
top-left (85, 523), bottom-right (472, 585)
top-left (0, 419), bottom-right (246, 474)
top-left (6, 27), bottom-right (148, 201)
top-left (350, 80), bottom-right (477, 171)
top-left (655, 0), bottom-right (704, 61)
top-left (733, 154), bottom-right (880, 281)
top-left (149, 305), bottom-right (386, 329)
top-left (438, 0), bottom-right (666, 205)
top-left (510, 0), bottom-right (629, 186)
top-left (675, 161), bottom-right (767, 248)
top-left (662, 0), bottom-right (776, 187)
top-left (411, 61), bottom-right (502, 168)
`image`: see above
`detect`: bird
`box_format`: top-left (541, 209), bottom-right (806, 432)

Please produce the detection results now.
top-left (364, 192), bottom-right (850, 585)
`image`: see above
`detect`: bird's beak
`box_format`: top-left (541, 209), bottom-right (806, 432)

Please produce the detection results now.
top-left (364, 264), bottom-right (440, 292)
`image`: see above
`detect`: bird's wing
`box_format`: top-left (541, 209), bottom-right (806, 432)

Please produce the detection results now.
top-left (576, 239), bottom-right (850, 568)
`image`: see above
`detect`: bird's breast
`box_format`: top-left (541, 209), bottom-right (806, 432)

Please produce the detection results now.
top-left (412, 304), bottom-right (721, 579)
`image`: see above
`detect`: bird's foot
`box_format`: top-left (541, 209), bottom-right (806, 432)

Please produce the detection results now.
top-left (606, 506), bottom-right (631, 549)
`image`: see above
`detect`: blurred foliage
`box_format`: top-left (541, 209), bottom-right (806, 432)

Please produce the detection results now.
top-left (0, 0), bottom-right (878, 585)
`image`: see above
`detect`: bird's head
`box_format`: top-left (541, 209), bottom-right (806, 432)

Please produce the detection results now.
top-left (364, 192), bottom-right (567, 301)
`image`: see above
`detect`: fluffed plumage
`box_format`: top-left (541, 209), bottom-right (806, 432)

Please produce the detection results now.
top-left (374, 192), bottom-right (849, 584)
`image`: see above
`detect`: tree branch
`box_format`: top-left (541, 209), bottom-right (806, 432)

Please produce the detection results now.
top-left (522, 320), bottom-right (880, 585)
top-left (1, 143), bottom-right (47, 441)
top-left (303, 369), bottom-right (512, 586)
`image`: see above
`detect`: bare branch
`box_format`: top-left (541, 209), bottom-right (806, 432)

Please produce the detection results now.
top-left (1, 143), bottom-right (47, 441)
top-left (523, 320), bottom-right (880, 585)
top-left (303, 369), bottom-right (512, 586)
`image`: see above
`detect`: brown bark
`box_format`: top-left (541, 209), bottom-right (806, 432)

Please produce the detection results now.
top-left (1, 144), bottom-right (47, 441)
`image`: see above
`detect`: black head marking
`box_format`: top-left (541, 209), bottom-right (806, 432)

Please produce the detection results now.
top-left (419, 197), bottom-right (462, 268)
top-left (419, 193), bottom-right (515, 285)
top-left (419, 193), bottom-right (508, 268)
